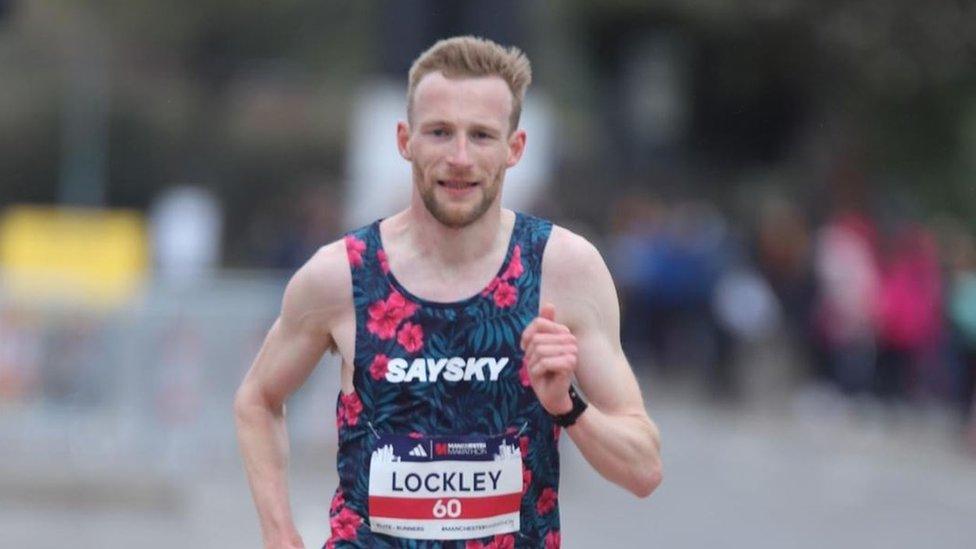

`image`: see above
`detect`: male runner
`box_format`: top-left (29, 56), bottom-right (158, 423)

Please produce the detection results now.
top-left (235, 36), bottom-right (662, 548)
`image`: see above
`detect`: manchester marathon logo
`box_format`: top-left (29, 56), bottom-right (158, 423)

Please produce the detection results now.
top-left (434, 441), bottom-right (488, 457)
top-left (384, 356), bottom-right (510, 383)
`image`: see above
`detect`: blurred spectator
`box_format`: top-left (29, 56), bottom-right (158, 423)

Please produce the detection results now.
top-left (945, 225), bottom-right (976, 442)
top-left (812, 210), bottom-right (880, 396)
top-left (610, 193), bottom-right (737, 399)
top-left (876, 223), bottom-right (945, 402)
top-left (754, 197), bottom-right (830, 380)
top-left (712, 266), bottom-right (780, 345)
top-left (608, 190), bottom-right (667, 367)
top-left (754, 196), bottom-right (816, 368)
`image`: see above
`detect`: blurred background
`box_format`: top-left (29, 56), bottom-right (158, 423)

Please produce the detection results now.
top-left (2, 1), bottom-right (976, 547)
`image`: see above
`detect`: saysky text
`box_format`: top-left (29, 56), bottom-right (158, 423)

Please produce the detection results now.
top-left (385, 357), bottom-right (510, 383)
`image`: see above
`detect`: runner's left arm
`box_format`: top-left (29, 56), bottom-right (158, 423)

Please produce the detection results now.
top-left (525, 227), bottom-right (662, 497)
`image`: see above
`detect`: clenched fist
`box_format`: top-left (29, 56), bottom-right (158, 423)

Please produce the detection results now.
top-left (520, 303), bottom-right (577, 415)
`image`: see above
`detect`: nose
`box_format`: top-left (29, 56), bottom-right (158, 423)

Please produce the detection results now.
top-left (447, 135), bottom-right (473, 170)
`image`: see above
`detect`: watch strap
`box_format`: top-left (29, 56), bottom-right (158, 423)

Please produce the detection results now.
top-left (549, 385), bottom-right (588, 427)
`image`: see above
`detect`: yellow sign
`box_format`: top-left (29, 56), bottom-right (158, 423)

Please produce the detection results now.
top-left (0, 206), bottom-right (148, 308)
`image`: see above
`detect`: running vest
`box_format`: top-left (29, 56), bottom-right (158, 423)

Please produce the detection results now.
top-left (326, 212), bottom-right (561, 549)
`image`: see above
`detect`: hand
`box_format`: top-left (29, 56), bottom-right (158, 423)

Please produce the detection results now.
top-left (520, 303), bottom-right (577, 415)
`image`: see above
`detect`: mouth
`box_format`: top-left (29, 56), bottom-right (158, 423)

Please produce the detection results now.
top-left (437, 179), bottom-right (479, 190)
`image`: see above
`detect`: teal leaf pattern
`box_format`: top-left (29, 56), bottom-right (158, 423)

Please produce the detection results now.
top-left (327, 213), bottom-right (559, 549)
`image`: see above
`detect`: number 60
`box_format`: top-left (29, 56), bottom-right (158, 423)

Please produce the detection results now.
top-left (432, 498), bottom-right (462, 518)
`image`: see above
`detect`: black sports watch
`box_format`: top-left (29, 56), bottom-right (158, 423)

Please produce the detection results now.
top-left (549, 385), bottom-right (588, 427)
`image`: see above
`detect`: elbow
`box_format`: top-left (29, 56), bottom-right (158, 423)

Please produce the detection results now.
top-left (233, 384), bottom-right (253, 427)
top-left (233, 380), bottom-right (273, 426)
top-left (631, 421), bottom-right (663, 498)
top-left (631, 460), bottom-right (663, 499)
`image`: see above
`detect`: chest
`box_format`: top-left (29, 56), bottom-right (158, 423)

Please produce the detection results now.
top-left (387, 251), bottom-right (509, 304)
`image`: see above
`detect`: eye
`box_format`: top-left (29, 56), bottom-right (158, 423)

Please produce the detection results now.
top-left (430, 128), bottom-right (449, 137)
top-left (473, 131), bottom-right (492, 140)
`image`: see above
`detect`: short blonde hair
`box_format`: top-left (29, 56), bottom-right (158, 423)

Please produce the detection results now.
top-left (408, 36), bottom-right (532, 133)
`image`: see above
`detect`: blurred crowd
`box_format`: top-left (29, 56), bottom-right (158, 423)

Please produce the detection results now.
top-left (607, 178), bottom-right (976, 449)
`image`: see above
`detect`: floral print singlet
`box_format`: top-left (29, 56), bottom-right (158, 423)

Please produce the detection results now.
top-left (326, 212), bottom-right (562, 548)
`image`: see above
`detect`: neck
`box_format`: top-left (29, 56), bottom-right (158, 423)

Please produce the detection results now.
top-left (390, 196), bottom-right (511, 268)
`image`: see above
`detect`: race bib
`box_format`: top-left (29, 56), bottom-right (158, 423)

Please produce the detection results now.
top-left (368, 433), bottom-right (522, 540)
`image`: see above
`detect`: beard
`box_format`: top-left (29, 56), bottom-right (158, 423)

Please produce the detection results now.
top-left (415, 165), bottom-right (502, 229)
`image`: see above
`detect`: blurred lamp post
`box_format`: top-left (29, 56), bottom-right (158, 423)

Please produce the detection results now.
top-left (58, 25), bottom-right (108, 207)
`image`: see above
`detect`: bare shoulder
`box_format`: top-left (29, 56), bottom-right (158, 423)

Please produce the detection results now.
top-left (541, 225), bottom-right (617, 330)
top-left (280, 238), bottom-right (353, 338)
top-left (542, 225), bottom-right (610, 287)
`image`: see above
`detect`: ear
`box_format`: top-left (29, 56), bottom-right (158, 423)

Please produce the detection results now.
top-left (506, 129), bottom-right (526, 168)
top-left (396, 121), bottom-right (412, 161)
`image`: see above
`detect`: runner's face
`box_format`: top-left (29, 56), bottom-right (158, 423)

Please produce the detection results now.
top-left (398, 72), bottom-right (525, 228)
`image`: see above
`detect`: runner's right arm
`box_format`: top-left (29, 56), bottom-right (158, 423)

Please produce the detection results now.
top-left (234, 241), bottom-right (350, 549)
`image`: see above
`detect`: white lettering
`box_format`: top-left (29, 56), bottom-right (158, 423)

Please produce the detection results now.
top-left (464, 357), bottom-right (485, 381)
top-left (386, 358), bottom-right (408, 382)
top-left (382, 356), bottom-right (510, 384)
top-left (487, 358), bottom-right (509, 380)
top-left (443, 357), bottom-right (465, 382)
top-left (427, 358), bottom-right (448, 382)
top-left (404, 358), bottom-right (428, 382)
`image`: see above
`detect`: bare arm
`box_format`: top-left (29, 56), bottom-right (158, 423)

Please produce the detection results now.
top-left (233, 242), bottom-right (351, 548)
top-left (525, 227), bottom-right (662, 497)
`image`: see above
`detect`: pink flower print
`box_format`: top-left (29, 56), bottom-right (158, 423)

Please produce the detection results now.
top-left (519, 436), bottom-right (530, 458)
top-left (397, 321), bottom-right (424, 353)
top-left (482, 276), bottom-right (501, 297)
top-left (386, 291), bottom-right (418, 319)
top-left (329, 489), bottom-right (345, 515)
top-left (493, 281), bottom-right (517, 308)
top-left (367, 299), bottom-right (400, 340)
top-left (465, 541), bottom-right (488, 549)
top-left (366, 291), bottom-right (418, 340)
top-left (484, 245), bottom-right (522, 302)
top-left (536, 487), bottom-right (557, 515)
top-left (493, 535), bottom-right (515, 549)
top-left (337, 392), bottom-right (363, 427)
top-left (519, 359), bottom-right (531, 387)
top-left (329, 507), bottom-right (362, 541)
top-left (408, 431), bottom-right (425, 439)
top-left (544, 530), bottom-right (561, 549)
top-left (501, 245), bottom-right (523, 280)
top-left (335, 396), bottom-right (345, 429)
top-left (345, 235), bottom-right (366, 268)
top-left (369, 354), bottom-right (389, 380)
top-left (553, 425), bottom-right (561, 442)
top-left (344, 394), bottom-right (363, 426)
top-left (377, 249), bottom-right (390, 274)
top-left (522, 465), bottom-right (532, 494)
